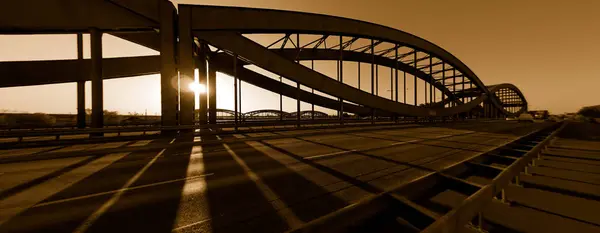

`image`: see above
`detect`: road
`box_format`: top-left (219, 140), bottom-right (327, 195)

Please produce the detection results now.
top-left (0, 121), bottom-right (550, 233)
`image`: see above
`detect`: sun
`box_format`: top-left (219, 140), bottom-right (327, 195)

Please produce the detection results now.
top-left (188, 82), bottom-right (207, 95)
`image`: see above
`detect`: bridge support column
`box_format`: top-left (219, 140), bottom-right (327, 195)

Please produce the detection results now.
top-left (76, 33), bottom-right (86, 129)
top-left (178, 6), bottom-right (195, 129)
top-left (196, 42), bottom-right (208, 125)
top-left (233, 54), bottom-right (239, 130)
top-left (484, 102), bottom-right (489, 118)
top-left (493, 106), bottom-right (498, 119)
top-left (77, 81), bottom-right (86, 128)
top-left (90, 28), bottom-right (103, 136)
top-left (208, 62), bottom-right (217, 124)
top-left (160, 1), bottom-right (178, 135)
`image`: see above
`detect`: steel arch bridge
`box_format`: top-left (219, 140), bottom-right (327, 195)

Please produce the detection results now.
top-left (287, 111), bottom-right (331, 119)
top-left (244, 110), bottom-right (288, 120)
top-left (0, 1), bottom-right (528, 129)
top-left (192, 5), bottom-right (528, 119)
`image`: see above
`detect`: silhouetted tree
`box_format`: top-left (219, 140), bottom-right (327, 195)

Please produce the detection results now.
top-left (577, 105), bottom-right (600, 118)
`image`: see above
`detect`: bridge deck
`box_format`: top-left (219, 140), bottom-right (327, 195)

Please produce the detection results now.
top-left (0, 121), bottom-right (548, 233)
top-left (481, 122), bottom-right (600, 233)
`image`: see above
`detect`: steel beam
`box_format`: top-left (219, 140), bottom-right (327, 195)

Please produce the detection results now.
top-left (234, 54), bottom-right (239, 129)
top-left (431, 67), bottom-right (454, 75)
top-left (371, 39), bottom-right (375, 123)
top-left (90, 28), bottom-right (103, 136)
top-left (394, 45), bottom-right (398, 103)
top-left (76, 33), bottom-right (86, 129)
top-left (418, 61), bottom-right (443, 70)
top-left (0, 0), bottom-right (158, 33)
top-left (339, 35), bottom-right (344, 124)
top-left (414, 51), bottom-right (417, 107)
top-left (297, 34), bottom-right (301, 126)
top-left (159, 0), bottom-right (177, 132)
top-left (311, 60), bottom-right (315, 120)
top-left (77, 80), bottom-right (86, 128)
top-left (0, 56), bottom-right (160, 88)
top-left (178, 6), bottom-right (195, 126)
top-left (208, 63), bottom-right (217, 124)
top-left (196, 42), bottom-right (208, 124)
top-left (429, 56), bottom-right (433, 105)
top-left (112, 32), bottom-right (160, 51)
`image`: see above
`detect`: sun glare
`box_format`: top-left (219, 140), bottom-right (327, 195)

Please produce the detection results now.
top-left (189, 82), bottom-right (207, 94)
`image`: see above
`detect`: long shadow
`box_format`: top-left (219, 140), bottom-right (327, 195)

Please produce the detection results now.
top-left (438, 121), bottom-right (549, 136)
top-left (345, 131), bottom-right (502, 148)
top-left (558, 122), bottom-right (600, 141)
top-left (0, 137), bottom-right (182, 233)
top-left (297, 130), bottom-right (493, 155)
top-left (0, 140), bottom-right (142, 200)
top-left (280, 122), bottom-right (541, 187)
top-left (255, 139), bottom-right (441, 231)
top-left (210, 140), bottom-right (350, 232)
top-left (293, 137), bottom-right (461, 175)
top-left (83, 135), bottom-right (195, 233)
top-left (193, 135), bottom-right (290, 233)
top-left (257, 139), bottom-right (382, 192)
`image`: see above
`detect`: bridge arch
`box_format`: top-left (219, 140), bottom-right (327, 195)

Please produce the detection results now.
top-left (189, 5), bottom-right (527, 117)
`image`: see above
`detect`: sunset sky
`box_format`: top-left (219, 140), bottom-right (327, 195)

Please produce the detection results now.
top-left (1, 0), bottom-right (599, 115)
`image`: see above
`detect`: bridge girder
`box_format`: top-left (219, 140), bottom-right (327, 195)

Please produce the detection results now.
top-left (0, 3), bottom-right (528, 120)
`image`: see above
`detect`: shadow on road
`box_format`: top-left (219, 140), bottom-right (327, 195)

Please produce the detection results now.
top-left (0, 133), bottom-right (354, 233)
top-left (558, 122), bottom-right (600, 141)
top-left (186, 135), bottom-right (350, 233)
top-left (0, 137), bottom-right (189, 233)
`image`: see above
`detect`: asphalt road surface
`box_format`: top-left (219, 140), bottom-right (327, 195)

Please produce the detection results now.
top-left (0, 121), bottom-right (550, 233)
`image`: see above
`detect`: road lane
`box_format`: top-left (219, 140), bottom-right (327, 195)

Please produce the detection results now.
top-left (0, 121), bottom-right (547, 233)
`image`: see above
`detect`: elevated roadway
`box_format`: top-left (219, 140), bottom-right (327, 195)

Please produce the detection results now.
top-left (0, 121), bottom-right (558, 232)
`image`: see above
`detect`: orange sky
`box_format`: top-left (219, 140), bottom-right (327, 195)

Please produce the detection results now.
top-left (1, 0), bottom-right (599, 115)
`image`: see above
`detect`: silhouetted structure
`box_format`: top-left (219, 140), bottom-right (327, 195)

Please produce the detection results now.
top-left (0, 1), bottom-right (528, 133)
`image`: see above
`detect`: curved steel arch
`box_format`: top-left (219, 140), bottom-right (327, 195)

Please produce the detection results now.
top-left (244, 109), bottom-right (288, 118)
top-left (487, 84), bottom-right (528, 115)
top-left (210, 53), bottom-right (386, 117)
top-left (272, 48), bottom-right (460, 104)
top-left (214, 108), bottom-right (241, 117)
top-left (427, 83), bottom-right (528, 116)
top-left (288, 110), bottom-right (330, 118)
top-left (187, 5), bottom-right (488, 92)
top-left (187, 5), bottom-right (526, 118)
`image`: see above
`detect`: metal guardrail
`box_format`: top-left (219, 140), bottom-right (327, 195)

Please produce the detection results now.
top-left (286, 122), bottom-right (563, 233)
top-left (0, 121), bottom-right (453, 163)
top-left (0, 118), bottom-right (484, 142)
top-left (422, 122), bottom-right (565, 232)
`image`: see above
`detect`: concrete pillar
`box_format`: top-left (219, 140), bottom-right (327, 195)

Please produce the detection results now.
top-left (493, 106), bottom-right (498, 118)
top-left (483, 102), bottom-right (489, 118)
top-left (233, 54), bottom-right (238, 129)
top-left (76, 33), bottom-right (86, 129)
top-left (77, 81), bottom-right (86, 128)
top-left (208, 63), bottom-right (217, 124)
top-left (159, 1), bottom-right (178, 134)
top-left (178, 6), bottom-right (195, 126)
top-left (196, 43), bottom-right (208, 125)
top-left (90, 28), bottom-right (103, 136)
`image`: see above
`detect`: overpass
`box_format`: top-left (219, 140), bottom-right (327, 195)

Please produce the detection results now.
top-left (0, 0), bottom-right (528, 133)
top-left (6, 2), bottom-right (592, 233)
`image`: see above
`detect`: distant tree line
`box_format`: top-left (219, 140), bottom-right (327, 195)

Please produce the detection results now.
top-left (577, 105), bottom-right (600, 118)
top-left (0, 109), bottom-right (159, 128)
